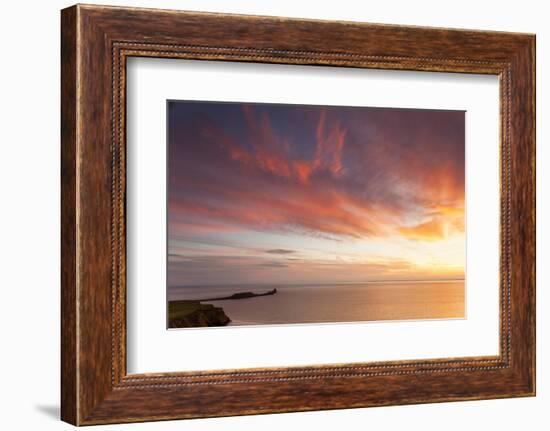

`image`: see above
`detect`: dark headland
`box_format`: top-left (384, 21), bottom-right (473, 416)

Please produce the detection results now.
top-left (194, 288), bottom-right (277, 302)
top-left (168, 288), bottom-right (277, 328)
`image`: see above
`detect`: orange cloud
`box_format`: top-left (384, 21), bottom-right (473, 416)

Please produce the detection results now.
top-left (399, 219), bottom-right (447, 241)
top-left (225, 107), bottom-right (349, 185)
top-left (167, 101), bottom-right (467, 287)
top-left (169, 102), bottom-right (465, 242)
top-left (398, 204), bottom-right (464, 241)
top-left (314, 110), bottom-right (347, 175)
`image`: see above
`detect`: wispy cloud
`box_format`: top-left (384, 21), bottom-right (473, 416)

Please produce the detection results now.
top-left (265, 249), bottom-right (296, 255)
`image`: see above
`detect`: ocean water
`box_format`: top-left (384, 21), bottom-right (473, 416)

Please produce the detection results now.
top-left (168, 280), bottom-right (465, 326)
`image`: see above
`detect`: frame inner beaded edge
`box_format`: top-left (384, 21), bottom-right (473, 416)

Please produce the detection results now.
top-left (110, 41), bottom-right (512, 388)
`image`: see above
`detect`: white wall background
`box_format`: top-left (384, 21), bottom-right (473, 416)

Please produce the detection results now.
top-left (0, 1), bottom-right (546, 429)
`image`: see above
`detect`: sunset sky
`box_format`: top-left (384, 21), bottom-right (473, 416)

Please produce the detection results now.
top-left (167, 101), bottom-right (465, 288)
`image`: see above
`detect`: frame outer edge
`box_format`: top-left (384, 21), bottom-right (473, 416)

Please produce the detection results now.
top-left (61, 5), bottom-right (79, 426)
top-left (526, 35), bottom-right (536, 396)
top-left (523, 34), bottom-right (536, 395)
top-left (507, 35), bottom-right (536, 395)
top-left (531, 34), bottom-right (536, 396)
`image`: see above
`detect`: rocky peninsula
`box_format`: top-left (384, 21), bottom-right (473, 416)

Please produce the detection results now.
top-left (168, 288), bottom-right (277, 328)
top-left (194, 288), bottom-right (277, 302)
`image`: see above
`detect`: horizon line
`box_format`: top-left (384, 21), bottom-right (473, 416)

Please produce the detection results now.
top-left (170, 278), bottom-right (466, 289)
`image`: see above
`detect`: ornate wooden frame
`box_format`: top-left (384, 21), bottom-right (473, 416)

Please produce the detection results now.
top-left (61, 4), bottom-right (535, 425)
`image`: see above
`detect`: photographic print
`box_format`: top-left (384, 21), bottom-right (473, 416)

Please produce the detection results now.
top-left (167, 100), bottom-right (465, 329)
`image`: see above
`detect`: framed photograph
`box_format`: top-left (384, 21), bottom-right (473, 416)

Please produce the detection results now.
top-left (61, 4), bottom-right (535, 425)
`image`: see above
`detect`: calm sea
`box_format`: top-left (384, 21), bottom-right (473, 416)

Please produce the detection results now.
top-left (168, 280), bottom-right (465, 326)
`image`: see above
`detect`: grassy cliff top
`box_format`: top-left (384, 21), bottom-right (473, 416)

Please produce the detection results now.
top-left (168, 300), bottom-right (231, 328)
